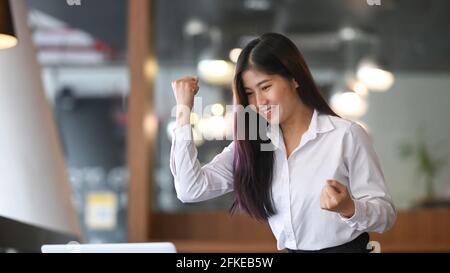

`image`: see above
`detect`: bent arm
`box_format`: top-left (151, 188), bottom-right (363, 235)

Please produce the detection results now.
top-left (341, 123), bottom-right (397, 233)
top-left (170, 124), bottom-right (234, 203)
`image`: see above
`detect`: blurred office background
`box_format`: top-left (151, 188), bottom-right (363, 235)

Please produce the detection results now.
top-left (1, 0), bottom-right (450, 252)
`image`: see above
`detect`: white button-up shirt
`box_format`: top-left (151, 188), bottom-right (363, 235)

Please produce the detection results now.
top-left (170, 109), bottom-right (396, 251)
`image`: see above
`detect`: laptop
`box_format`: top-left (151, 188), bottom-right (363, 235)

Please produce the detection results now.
top-left (41, 242), bottom-right (177, 253)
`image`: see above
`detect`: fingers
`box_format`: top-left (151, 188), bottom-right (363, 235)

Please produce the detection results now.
top-left (172, 76), bottom-right (199, 85)
top-left (320, 182), bottom-right (344, 210)
top-left (321, 190), bottom-right (354, 218)
top-left (327, 179), bottom-right (346, 193)
top-left (324, 186), bottom-right (338, 202)
top-left (320, 187), bottom-right (334, 210)
top-left (179, 76), bottom-right (198, 83)
top-left (321, 180), bottom-right (353, 215)
top-left (171, 76), bottom-right (200, 93)
top-left (320, 188), bottom-right (327, 209)
top-left (177, 75), bottom-right (197, 80)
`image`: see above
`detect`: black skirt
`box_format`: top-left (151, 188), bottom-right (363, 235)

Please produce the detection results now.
top-left (287, 232), bottom-right (371, 253)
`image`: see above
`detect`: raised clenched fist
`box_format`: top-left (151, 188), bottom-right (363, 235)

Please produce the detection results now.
top-left (171, 76), bottom-right (200, 110)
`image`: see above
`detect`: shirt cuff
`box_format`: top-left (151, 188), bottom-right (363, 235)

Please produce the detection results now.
top-left (339, 199), bottom-right (363, 227)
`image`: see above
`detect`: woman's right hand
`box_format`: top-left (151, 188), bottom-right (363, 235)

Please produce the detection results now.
top-left (171, 76), bottom-right (199, 127)
top-left (171, 76), bottom-right (199, 110)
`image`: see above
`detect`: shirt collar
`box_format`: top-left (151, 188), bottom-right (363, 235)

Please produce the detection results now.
top-left (311, 108), bottom-right (335, 135)
top-left (266, 108), bottom-right (335, 150)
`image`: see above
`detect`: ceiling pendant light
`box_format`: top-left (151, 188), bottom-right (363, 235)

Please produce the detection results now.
top-left (0, 0), bottom-right (17, 49)
top-left (357, 59), bottom-right (395, 92)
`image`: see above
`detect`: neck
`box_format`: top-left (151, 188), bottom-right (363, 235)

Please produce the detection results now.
top-left (280, 102), bottom-right (313, 145)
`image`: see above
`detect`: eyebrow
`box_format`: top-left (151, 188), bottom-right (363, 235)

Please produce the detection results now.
top-left (244, 79), bottom-right (272, 90)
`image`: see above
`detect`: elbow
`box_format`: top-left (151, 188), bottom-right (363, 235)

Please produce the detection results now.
top-left (377, 203), bottom-right (397, 233)
top-left (173, 172), bottom-right (209, 203)
top-left (385, 204), bottom-right (397, 232)
top-left (174, 179), bottom-right (200, 203)
top-left (176, 191), bottom-right (197, 203)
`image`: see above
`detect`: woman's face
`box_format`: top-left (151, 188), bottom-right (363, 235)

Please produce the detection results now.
top-left (242, 68), bottom-right (301, 124)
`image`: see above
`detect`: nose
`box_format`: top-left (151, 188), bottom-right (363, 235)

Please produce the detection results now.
top-left (255, 92), bottom-right (269, 110)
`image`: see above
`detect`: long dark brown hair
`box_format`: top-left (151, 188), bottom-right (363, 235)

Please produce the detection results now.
top-left (230, 33), bottom-right (339, 220)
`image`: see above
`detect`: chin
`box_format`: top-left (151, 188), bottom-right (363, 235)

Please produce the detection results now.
top-left (264, 114), bottom-right (282, 125)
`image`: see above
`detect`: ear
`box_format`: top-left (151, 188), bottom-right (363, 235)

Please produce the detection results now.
top-left (291, 79), bottom-right (299, 89)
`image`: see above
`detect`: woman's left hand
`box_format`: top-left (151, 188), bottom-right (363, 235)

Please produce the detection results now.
top-left (320, 180), bottom-right (355, 218)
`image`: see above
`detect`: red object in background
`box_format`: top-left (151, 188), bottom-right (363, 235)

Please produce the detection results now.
top-left (114, 111), bottom-right (128, 127)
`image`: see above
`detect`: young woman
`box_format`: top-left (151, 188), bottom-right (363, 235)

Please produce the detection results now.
top-left (170, 33), bottom-right (396, 253)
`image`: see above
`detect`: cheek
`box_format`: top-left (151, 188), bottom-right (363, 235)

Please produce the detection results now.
top-left (279, 97), bottom-right (297, 117)
top-left (266, 88), bottom-right (282, 105)
top-left (272, 81), bottom-right (293, 98)
top-left (268, 86), bottom-right (289, 108)
top-left (274, 87), bottom-right (298, 117)
top-left (247, 96), bottom-right (257, 106)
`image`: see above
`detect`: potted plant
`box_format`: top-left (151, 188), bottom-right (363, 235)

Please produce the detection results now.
top-left (399, 127), bottom-right (448, 207)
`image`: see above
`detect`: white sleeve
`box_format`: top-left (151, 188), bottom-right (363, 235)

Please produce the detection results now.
top-left (340, 123), bottom-right (397, 233)
top-left (169, 123), bottom-right (234, 203)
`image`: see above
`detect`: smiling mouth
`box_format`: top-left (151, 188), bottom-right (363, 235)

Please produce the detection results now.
top-left (261, 106), bottom-right (272, 117)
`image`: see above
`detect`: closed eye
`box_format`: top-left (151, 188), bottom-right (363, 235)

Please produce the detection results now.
top-left (261, 85), bottom-right (271, 91)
